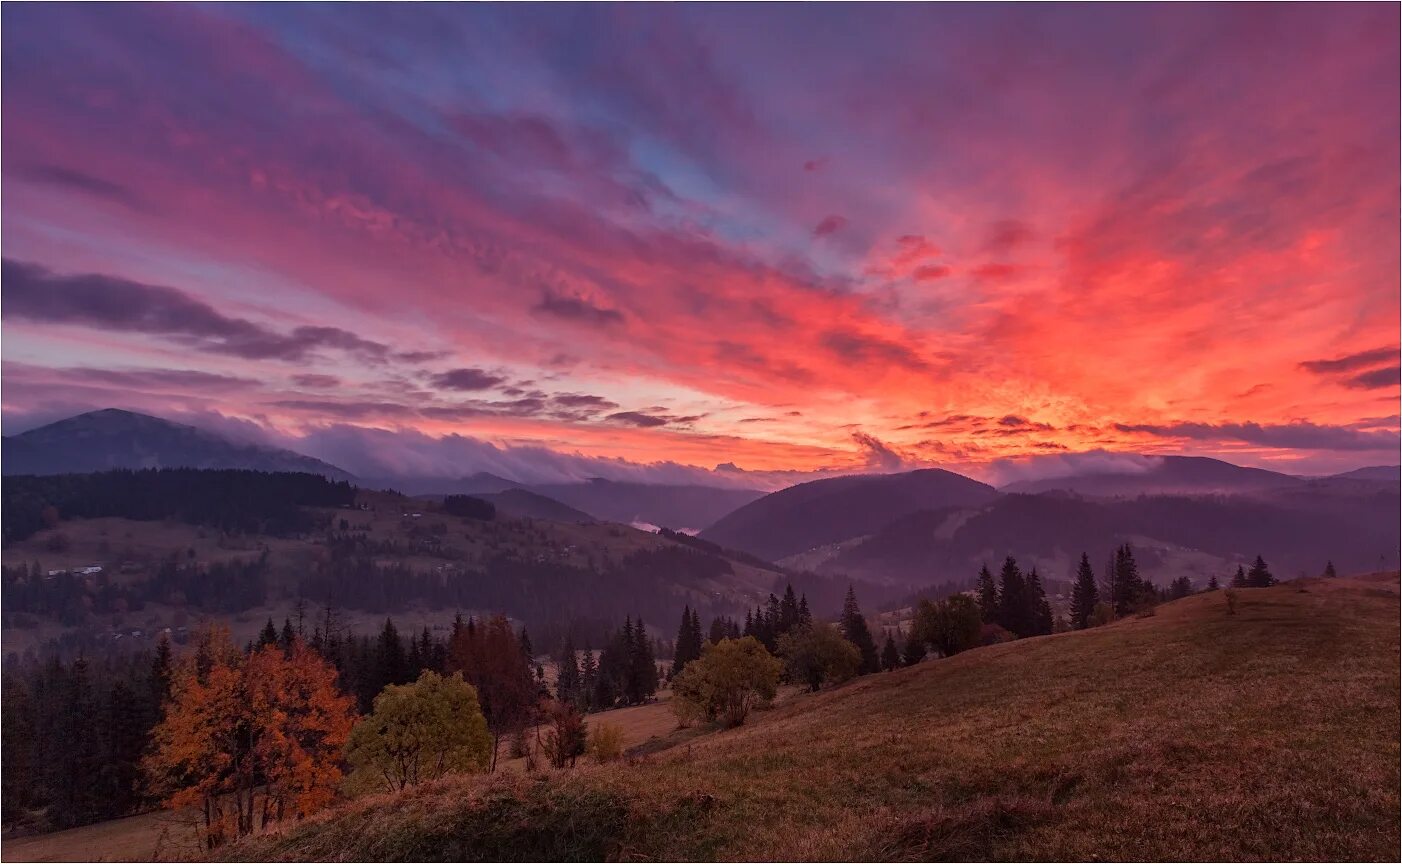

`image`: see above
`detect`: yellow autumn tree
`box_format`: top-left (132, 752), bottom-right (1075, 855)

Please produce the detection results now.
top-left (144, 626), bottom-right (355, 848)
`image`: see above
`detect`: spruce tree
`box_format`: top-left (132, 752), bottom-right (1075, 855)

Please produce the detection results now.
top-left (557, 637), bottom-right (581, 706)
top-left (1070, 553), bottom-right (1099, 629)
top-left (1027, 568), bottom-right (1053, 636)
top-left (1323, 561), bottom-right (1338, 579)
top-left (996, 557), bottom-right (1026, 635)
top-left (880, 633), bottom-right (900, 671)
top-left (279, 618), bottom-right (296, 650)
top-left (671, 605), bottom-right (702, 677)
top-left (1111, 544), bottom-right (1143, 615)
top-left (1231, 565), bottom-right (1248, 588)
top-left (902, 628), bottom-right (926, 665)
top-left (578, 644), bottom-right (598, 711)
top-left (1247, 555), bottom-right (1275, 588)
top-left (258, 617), bottom-right (279, 647)
top-left (840, 586), bottom-right (881, 674)
top-left (1207, 574), bottom-right (1219, 590)
top-left (976, 564), bottom-right (998, 623)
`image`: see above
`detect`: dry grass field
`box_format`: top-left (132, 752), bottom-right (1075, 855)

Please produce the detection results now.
top-left (230, 574), bottom-right (1400, 861)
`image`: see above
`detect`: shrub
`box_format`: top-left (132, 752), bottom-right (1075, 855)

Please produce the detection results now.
top-left (916, 594), bottom-right (983, 657)
top-left (777, 623), bottom-right (861, 691)
top-left (1224, 589), bottom-right (1239, 615)
top-left (588, 722), bottom-right (625, 764)
top-left (541, 700), bottom-right (588, 769)
top-left (671, 636), bottom-right (781, 728)
top-left (1087, 602), bottom-right (1116, 628)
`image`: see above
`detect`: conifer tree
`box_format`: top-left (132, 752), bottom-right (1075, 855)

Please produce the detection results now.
top-left (976, 564), bottom-right (998, 622)
top-left (1070, 553), bottom-right (1099, 630)
top-left (628, 618), bottom-right (659, 703)
top-left (840, 586), bottom-right (880, 674)
top-left (279, 618), bottom-right (296, 651)
top-left (258, 618), bottom-right (279, 647)
top-left (671, 605), bottom-right (703, 677)
top-left (880, 632), bottom-right (900, 671)
top-left (1231, 564), bottom-right (1248, 588)
top-left (1207, 574), bottom-right (1219, 590)
top-left (996, 556), bottom-right (1027, 635)
top-left (1027, 568), bottom-right (1053, 636)
top-left (1247, 555), bottom-right (1275, 588)
top-left (902, 627), bottom-right (926, 666)
top-left (1323, 561), bottom-right (1338, 579)
top-left (578, 644), bottom-right (598, 710)
top-left (1110, 544), bottom-right (1144, 615)
top-left (556, 637), bottom-right (581, 707)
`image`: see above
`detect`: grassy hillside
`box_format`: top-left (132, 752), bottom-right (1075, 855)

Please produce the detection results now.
top-left (231, 574), bottom-right (1400, 862)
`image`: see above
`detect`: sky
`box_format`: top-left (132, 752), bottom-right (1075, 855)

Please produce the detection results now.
top-left (2, 4), bottom-right (1398, 485)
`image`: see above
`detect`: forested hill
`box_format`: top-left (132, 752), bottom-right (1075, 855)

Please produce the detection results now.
top-left (2, 468), bottom-right (356, 544)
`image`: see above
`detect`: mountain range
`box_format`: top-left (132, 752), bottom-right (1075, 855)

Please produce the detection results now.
top-left (5, 409), bottom-right (1397, 591)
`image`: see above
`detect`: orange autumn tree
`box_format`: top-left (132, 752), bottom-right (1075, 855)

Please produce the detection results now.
top-left (144, 626), bottom-right (355, 847)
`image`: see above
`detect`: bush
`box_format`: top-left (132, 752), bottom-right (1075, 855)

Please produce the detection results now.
top-left (1087, 602), bottom-right (1116, 628)
top-left (1224, 589), bottom-right (1239, 616)
top-left (671, 636), bottom-right (781, 728)
top-left (541, 700), bottom-right (588, 769)
top-left (777, 623), bottom-right (860, 691)
top-left (915, 594), bottom-right (983, 657)
top-left (588, 722), bottom-right (625, 764)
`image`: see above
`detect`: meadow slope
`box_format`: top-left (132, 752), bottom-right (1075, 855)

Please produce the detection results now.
top-left (228, 573), bottom-right (1401, 862)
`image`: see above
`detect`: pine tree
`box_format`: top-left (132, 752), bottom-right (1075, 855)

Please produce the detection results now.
top-left (840, 586), bottom-right (880, 675)
top-left (902, 627), bottom-right (926, 666)
top-left (1247, 555), bottom-right (1275, 588)
top-left (1110, 544), bottom-right (1143, 615)
top-left (628, 618), bottom-right (659, 703)
top-left (1231, 565), bottom-right (1248, 588)
top-left (258, 618), bottom-right (279, 647)
top-left (1070, 553), bottom-right (1098, 629)
top-left (1323, 561), bottom-right (1338, 579)
top-left (519, 627), bottom-right (534, 659)
top-left (976, 564), bottom-right (998, 622)
top-left (671, 605), bottom-right (703, 677)
top-left (797, 596), bottom-right (812, 627)
top-left (556, 637), bottom-right (581, 707)
top-left (279, 618), bottom-right (296, 651)
top-left (375, 617), bottom-right (406, 693)
top-left (1207, 574), bottom-right (1219, 590)
top-left (880, 633), bottom-right (900, 671)
top-left (578, 644), bottom-right (598, 711)
top-left (779, 585), bottom-right (801, 635)
top-left (1027, 568), bottom-right (1053, 636)
top-left (996, 557), bottom-right (1027, 635)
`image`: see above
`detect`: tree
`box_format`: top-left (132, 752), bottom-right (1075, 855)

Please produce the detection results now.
top-left (1231, 565), bottom-right (1248, 588)
top-left (996, 557), bottom-right (1028, 635)
top-left (540, 700), bottom-right (588, 769)
top-left (976, 564), bottom-right (998, 623)
top-left (777, 623), bottom-right (861, 691)
top-left (671, 605), bottom-right (703, 677)
top-left (447, 615), bottom-right (536, 772)
top-left (556, 638), bottom-right (581, 707)
top-left (1206, 575), bottom-right (1220, 591)
top-left (145, 628), bottom-right (355, 847)
top-left (1247, 555), bottom-right (1275, 588)
top-left (1323, 561), bottom-right (1338, 579)
top-left (671, 637), bottom-right (781, 728)
top-left (346, 670), bottom-right (491, 793)
top-left (880, 632), bottom-right (900, 671)
top-left (1167, 576), bottom-right (1194, 600)
top-left (902, 626), bottom-right (926, 666)
top-left (839, 586), bottom-right (880, 674)
top-left (1070, 553), bottom-right (1099, 630)
top-left (1110, 544), bottom-right (1145, 615)
top-left (1027, 569), bottom-right (1053, 636)
top-left (915, 594), bottom-right (983, 658)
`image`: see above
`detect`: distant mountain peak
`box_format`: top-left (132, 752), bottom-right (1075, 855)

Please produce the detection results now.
top-left (3, 408), bottom-right (354, 480)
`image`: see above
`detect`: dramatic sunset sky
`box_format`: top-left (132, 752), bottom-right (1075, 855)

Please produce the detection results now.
top-left (2, 4), bottom-right (1398, 485)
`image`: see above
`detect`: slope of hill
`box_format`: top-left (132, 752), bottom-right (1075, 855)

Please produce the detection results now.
top-left (699, 468), bottom-right (998, 562)
top-left (822, 487), bottom-right (1401, 587)
top-left (473, 489), bottom-right (594, 523)
top-left (2, 409), bottom-right (353, 480)
top-left (530, 479), bottom-right (764, 532)
top-left (1330, 465), bottom-right (1401, 482)
top-left (233, 574), bottom-right (1400, 861)
top-left (1001, 455), bottom-right (1302, 497)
